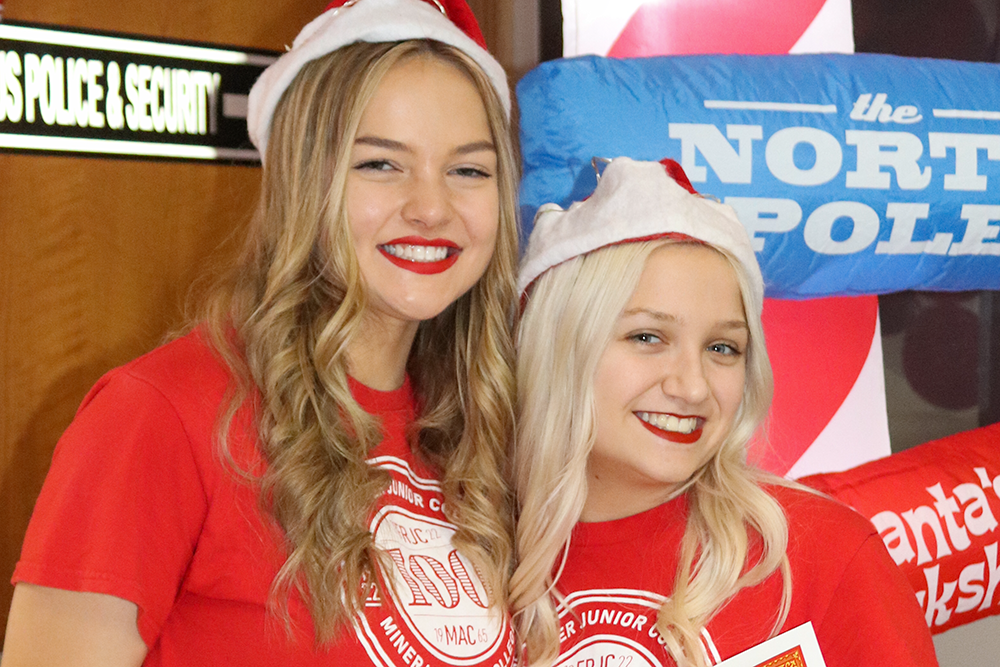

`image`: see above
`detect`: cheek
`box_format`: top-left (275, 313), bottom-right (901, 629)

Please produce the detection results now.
top-left (345, 182), bottom-right (389, 241)
top-left (593, 351), bottom-right (644, 414)
top-left (593, 352), bottom-right (621, 397)
top-left (714, 368), bottom-right (747, 422)
top-left (461, 190), bottom-right (501, 243)
top-left (476, 215), bottom-right (499, 256)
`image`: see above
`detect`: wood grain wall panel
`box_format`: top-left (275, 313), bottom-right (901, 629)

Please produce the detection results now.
top-left (0, 0), bottom-right (512, 647)
top-left (0, 0), bottom-right (326, 645)
top-left (468, 0), bottom-right (515, 77)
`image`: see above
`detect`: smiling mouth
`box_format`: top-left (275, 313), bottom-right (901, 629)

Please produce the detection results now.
top-left (378, 241), bottom-right (460, 275)
top-left (380, 244), bottom-right (452, 263)
top-left (636, 411), bottom-right (704, 444)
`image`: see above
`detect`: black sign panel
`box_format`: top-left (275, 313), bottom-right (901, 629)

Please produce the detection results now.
top-left (0, 20), bottom-right (279, 163)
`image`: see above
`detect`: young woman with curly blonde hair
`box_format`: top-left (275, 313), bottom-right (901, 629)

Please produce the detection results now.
top-left (509, 157), bottom-right (937, 667)
top-left (4, 2), bottom-right (519, 665)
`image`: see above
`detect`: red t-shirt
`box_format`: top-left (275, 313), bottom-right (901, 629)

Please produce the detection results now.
top-left (553, 486), bottom-right (938, 667)
top-left (13, 332), bottom-right (515, 667)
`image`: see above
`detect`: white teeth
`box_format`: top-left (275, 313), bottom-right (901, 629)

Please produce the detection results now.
top-left (636, 412), bottom-right (699, 434)
top-left (382, 244), bottom-right (450, 263)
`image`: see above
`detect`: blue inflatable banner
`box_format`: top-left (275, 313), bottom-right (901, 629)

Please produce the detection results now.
top-left (518, 53), bottom-right (1000, 298)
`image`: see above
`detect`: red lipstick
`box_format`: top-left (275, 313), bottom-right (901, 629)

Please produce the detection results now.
top-left (379, 237), bottom-right (460, 275)
top-left (637, 416), bottom-right (703, 444)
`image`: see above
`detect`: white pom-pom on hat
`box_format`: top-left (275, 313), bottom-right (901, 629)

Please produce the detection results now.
top-left (518, 157), bottom-right (763, 314)
top-left (247, 0), bottom-right (509, 159)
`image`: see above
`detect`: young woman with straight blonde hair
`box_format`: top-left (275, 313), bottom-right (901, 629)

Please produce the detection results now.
top-left (4, 2), bottom-right (519, 665)
top-left (510, 157), bottom-right (937, 667)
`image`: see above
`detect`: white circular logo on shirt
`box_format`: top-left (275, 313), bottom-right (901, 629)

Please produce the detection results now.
top-left (371, 506), bottom-right (507, 664)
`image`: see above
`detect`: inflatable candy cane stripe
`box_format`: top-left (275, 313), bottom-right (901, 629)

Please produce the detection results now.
top-left (563, 0), bottom-right (854, 58)
top-left (561, 0), bottom-right (645, 57)
top-left (789, 0), bottom-right (854, 54)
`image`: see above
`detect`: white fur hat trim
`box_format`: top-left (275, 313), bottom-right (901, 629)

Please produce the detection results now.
top-left (247, 0), bottom-right (510, 158)
top-left (518, 157), bottom-right (764, 312)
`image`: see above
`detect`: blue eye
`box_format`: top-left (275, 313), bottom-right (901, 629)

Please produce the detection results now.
top-left (709, 342), bottom-right (742, 356)
top-left (629, 332), bottom-right (661, 345)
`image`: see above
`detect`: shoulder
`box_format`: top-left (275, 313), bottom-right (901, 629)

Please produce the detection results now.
top-left (764, 483), bottom-right (878, 549)
top-left (112, 329), bottom-right (229, 395)
top-left (762, 485), bottom-right (894, 620)
top-left (82, 329), bottom-right (232, 418)
top-left (61, 330), bottom-right (240, 471)
top-left (760, 488), bottom-right (938, 665)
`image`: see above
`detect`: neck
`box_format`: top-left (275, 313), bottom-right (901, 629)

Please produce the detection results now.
top-left (580, 476), bottom-right (682, 522)
top-left (346, 313), bottom-right (419, 391)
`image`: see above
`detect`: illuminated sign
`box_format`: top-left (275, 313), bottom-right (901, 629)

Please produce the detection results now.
top-left (0, 20), bottom-right (278, 163)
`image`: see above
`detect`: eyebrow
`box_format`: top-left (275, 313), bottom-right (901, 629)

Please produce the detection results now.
top-left (622, 307), bottom-right (677, 322)
top-left (622, 307), bottom-right (748, 332)
top-left (354, 136), bottom-right (408, 151)
top-left (354, 136), bottom-right (496, 155)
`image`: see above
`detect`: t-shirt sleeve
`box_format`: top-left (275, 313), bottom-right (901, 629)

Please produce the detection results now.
top-left (815, 532), bottom-right (940, 667)
top-left (12, 369), bottom-right (211, 647)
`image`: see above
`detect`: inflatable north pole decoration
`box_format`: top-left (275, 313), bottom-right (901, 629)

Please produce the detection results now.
top-left (520, 0), bottom-right (1000, 632)
top-left (538, 0), bottom-right (883, 479)
top-left (518, 54), bottom-right (1000, 297)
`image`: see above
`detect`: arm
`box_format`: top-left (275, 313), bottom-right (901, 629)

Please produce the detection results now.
top-left (816, 534), bottom-right (939, 667)
top-left (9, 351), bottom-right (218, 663)
top-left (1, 584), bottom-right (147, 667)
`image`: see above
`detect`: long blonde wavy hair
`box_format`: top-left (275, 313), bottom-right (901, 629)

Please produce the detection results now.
top-left (510, 240), bottom-right (791, 667)
top-left (200, 39), bottom-right (519, 642)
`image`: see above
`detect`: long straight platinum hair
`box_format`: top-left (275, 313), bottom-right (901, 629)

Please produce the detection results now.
top-left (510, 239), bottom-right (791, 667)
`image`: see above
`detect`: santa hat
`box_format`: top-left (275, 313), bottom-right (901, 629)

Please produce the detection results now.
top-left (518, 157), bottom-right (764, 314)
top-left (247, 0), bottom-right (509, 157)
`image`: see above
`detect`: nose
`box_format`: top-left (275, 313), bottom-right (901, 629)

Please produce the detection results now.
top-left (660, 349), bottom-right (710, 405)
top-left (401, 173), bottom-right (454, 229)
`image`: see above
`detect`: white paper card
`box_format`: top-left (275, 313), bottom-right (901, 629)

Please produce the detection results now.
top-left (716, 622), bottom-right (827, 667)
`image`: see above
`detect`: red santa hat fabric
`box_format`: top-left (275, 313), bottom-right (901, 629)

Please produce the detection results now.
top-left (518, 157), bottom-right (765, 316)
top-left (247, 0), bottom-right (509, 157)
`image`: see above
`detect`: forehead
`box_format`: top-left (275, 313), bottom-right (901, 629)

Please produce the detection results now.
top-left (360, 53), bottom-right (486, 123)
top-left (626, 243), bottom-right (745, 320)
top-left (385, 50), bottom-right (476, 87)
